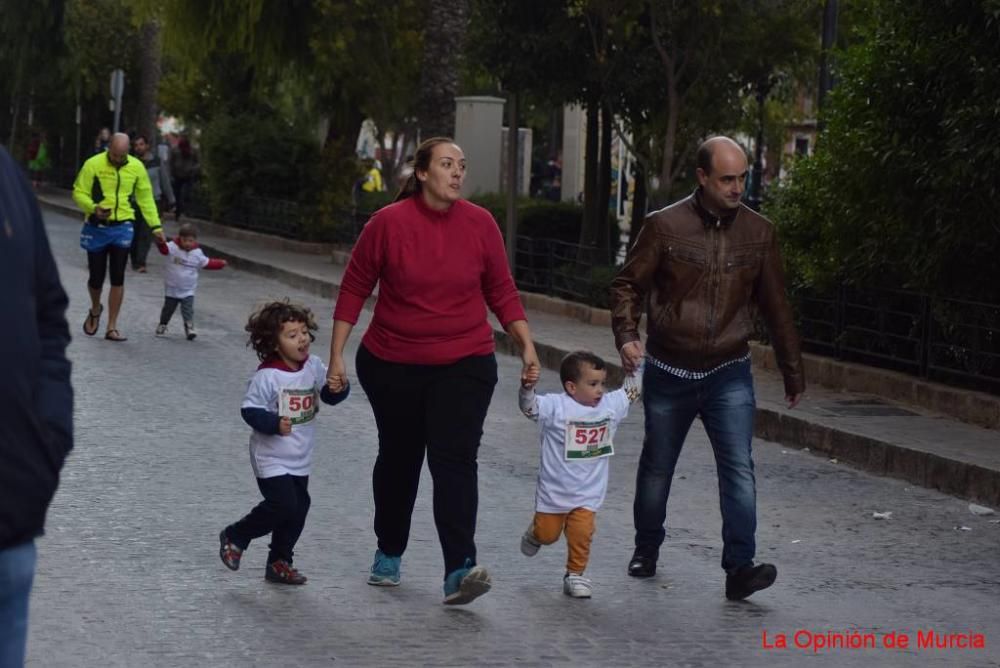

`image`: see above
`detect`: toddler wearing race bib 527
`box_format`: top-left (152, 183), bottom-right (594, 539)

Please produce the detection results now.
top-left (218, 301), bottom-right (349, 585)
top-left (518, 351), bottom-right (641, 598)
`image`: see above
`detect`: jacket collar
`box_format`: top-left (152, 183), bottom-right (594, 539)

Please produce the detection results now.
top-left (104, 151), bottom-right (130, 170)
top-left (257, 356), bottom-right (303, 372)
top-left (692, 187), bottom-right (739, 229)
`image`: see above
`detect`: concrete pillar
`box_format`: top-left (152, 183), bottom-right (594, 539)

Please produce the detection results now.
top-left (500, 126), bottom-right (533, 196)
top-left (454, 96), bottom-right (505, 196)
top-left (561, 104), bottom-right (586, 203)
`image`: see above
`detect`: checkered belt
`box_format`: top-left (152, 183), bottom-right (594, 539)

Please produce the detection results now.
top-left (645, 351), bottom-right (751, 380)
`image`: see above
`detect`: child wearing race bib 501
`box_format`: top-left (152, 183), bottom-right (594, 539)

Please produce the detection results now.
top-left (518, 351), bottom-right (641, 598)
top-left (218, 301), bottom-right (349, 585)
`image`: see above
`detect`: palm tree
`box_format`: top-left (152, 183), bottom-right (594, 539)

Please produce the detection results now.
top-left (417, 0), bottom-right (470, 139)
top-left (136, 19), bottom-right (162, 144)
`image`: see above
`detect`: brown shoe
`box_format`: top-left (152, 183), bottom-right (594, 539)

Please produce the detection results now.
top-left (218, 530), bottom-right (243, 571)
top-left (265, 560), bottom-right (307, 585)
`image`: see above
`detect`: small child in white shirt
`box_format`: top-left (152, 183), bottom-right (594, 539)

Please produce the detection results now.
top-left (154, 223), bottom-right (226, 340)
top-left (218, 301), bottom-right (349, 585)
top-left (518, 350), bottom-right (641, 598)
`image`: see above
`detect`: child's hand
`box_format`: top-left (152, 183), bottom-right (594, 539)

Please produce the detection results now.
top-left (278, 416), bottom-right (292, 435)
top-left (521, 365), bottom-right (540, 389)
top-left (327, 371), bottom-right (347, 393)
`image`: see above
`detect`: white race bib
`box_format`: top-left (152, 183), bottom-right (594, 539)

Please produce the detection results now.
top-left (279, 388), bottom-right (318, 425)
top-left (564, 417), bottom-right (613, 460)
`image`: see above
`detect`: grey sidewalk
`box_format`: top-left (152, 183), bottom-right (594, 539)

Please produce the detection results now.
top-left (38, 190), bottom-right (1000, 507)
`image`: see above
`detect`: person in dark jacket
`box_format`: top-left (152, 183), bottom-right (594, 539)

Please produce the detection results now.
top-left (610, 136), bottom-right (804, 601)
top-left (0, 145), bottom-right (74, 667)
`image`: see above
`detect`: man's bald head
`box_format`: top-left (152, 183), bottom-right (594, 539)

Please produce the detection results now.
top-left (108, 133), bottom-right (130, 166)
top-left (696, 136), bottom-right (746, 176)
top-left (695, 136), bottom-right (748, 213)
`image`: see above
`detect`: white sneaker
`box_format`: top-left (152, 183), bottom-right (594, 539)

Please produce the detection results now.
top-left (563, 573), bottom-right (592, 598)
top-left (520, 529), bottom-right (541, 557)
top-left (155, 324), bottom-right (167, 337)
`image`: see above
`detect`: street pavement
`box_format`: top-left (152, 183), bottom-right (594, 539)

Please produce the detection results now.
top-left (26, 208), bottom-right (1000, 667)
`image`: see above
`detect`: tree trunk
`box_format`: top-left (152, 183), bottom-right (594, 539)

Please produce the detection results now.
top-left (659, 75), bottom-right (680, 201)
top-left (579, 92), bottom-right (601, 248)
top-left (417, 0), bottom-right (469, 139)
top-left (629, 161), bottom-right (647, 247)
top-left (596, 101), bottom-right (613, 257)
top-left (136, 20), bottom-right (163, 143)
top-left (7, 40), bottom-right (28, 148)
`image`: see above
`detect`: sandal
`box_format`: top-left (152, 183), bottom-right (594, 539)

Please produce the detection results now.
top-left (83, 305), bottom-right (103, 336)
top-left (104, 329), bottom-right (128, 342)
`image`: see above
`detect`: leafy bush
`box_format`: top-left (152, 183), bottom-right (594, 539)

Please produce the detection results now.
top-left (199, 112), bottom-right (322, 220)
top-left (469, 193), bottom-right (619, 249)
top-left (765, 0), bottom-right (1000, 301)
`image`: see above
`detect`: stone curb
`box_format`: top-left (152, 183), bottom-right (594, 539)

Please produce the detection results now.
top-left (754, 409), bottom-right (1000, 507)
top-left (40, 196), bottom-right (998, 505)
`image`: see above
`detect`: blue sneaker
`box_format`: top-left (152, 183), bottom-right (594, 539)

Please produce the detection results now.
top-left (367, 549), bottom-right (401, 586)
top-left (442, 559), bottom-right (492, 605)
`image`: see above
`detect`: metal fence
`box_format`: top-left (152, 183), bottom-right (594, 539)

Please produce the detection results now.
top-left (795, 285), bottom-right (1000, 394)
top-left (187, 187), bottom-right (367, 244)
top-left (513, 236), bottom-right (617, 307)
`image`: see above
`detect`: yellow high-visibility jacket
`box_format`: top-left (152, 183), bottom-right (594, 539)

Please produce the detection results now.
top-left (72, 151), bottom-right (162, 231)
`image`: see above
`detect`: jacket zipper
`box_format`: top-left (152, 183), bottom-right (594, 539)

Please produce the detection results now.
top-left (114, 165), bottom-right (121, 221)
top-left (705, 220), bottom-right (725, 357)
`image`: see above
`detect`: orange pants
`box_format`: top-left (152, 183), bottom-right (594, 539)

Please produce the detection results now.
top-left (531, 508), bottom-right (596, 574)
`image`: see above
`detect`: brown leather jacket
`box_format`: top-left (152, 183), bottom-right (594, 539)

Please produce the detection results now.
top-left (610, 190), bottom-right (805, 395)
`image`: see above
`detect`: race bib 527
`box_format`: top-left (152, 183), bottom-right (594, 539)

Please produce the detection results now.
top-left (564, 417), bottom-right (613, 460)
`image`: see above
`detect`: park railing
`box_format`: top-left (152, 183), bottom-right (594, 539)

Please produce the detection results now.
top-left (513, 236), bottom-right (618, 308)
top-left (794, 285), bottom-right (1000, 394)
top-left (187, 186), bottom-right (367, 244)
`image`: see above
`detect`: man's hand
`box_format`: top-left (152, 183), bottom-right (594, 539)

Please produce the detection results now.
top-left (94, 206), bottom-right (110, 220)
top-left (278, 416), bottom-right (292, 435)
top-left (152, 229), bottom-right (166, 244)
top-left (619, 340), bottom-right (645, 373)
top-left (786, 393), bottom-right (803, 409)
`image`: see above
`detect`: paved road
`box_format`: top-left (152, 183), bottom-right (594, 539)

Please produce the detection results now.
top-left (27, 210), bottom-right (1000, 667)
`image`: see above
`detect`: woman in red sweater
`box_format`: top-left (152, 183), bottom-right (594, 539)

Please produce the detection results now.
top-left (327, 137), bottom-right (540, 605)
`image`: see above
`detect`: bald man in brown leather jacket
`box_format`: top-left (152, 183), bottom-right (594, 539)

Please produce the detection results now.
top-left (610, 136), bottom-right (804, 601)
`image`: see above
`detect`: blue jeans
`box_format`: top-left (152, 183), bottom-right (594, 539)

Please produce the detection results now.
top-left (0, 541), bottom-right (36, 668)
top-left (634, 359), bottom-right (757, 572)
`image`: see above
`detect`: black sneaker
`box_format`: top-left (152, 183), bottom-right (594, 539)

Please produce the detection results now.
top-left (627, 547), bottom-right (658, 578)
top-left (725, 563), bottom-right (777, 600)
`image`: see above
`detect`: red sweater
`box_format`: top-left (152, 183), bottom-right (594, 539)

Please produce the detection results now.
top-left (333, 195), bottom-right (526, 365)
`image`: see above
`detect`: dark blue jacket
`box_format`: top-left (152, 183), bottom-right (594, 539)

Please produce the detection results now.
top-left (0, 146), bottom-right (73, 549)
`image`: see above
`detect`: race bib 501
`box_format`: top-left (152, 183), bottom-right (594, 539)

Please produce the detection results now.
top-left (279, 388), bottom-right (318, 425)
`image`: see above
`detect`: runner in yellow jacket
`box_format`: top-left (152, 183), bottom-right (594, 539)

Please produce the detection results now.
top-left (72, 132), bottom-right (165, 342)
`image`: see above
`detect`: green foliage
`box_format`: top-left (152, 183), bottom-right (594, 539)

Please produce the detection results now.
top-left (468, 193), bottom-right (620, 250)
top-left (766, 0), bottom-right (1000, 300)
top-left (199, 112), bottom-right (322, 216)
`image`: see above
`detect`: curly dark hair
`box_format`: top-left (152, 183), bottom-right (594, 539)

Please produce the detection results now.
top-left (245, 300), bottom-right (318, 361)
